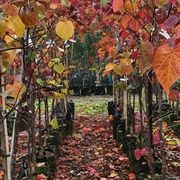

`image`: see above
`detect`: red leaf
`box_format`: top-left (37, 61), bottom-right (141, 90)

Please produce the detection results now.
top-left (140, 147), bottom-right (147, 157)
top-left (120, 30), bottom-right (129, 40)
top-left (36, 174), bottom-right (47, 180)
top-left (128, 172), bottom-right (136, 180)
top-left (153, 131), bottom-right (160, 145)
top-left (135, 125), bottom-right (141, 134)
top-left (134, 148), bottom-right (147, 160)
top-left (169, 90), bottom-right (180, 101)
top-left (112, 0), bottom-right (123, 12)
top-left (86, 166), bottom-right (96, 175)
top-left (134, 148), bottom-right (142, 160)
top-left (82, 127), bottom-right (91, 133)
top-left (130, 50), bottom-right (139, 59)
top-left (175, 24), bottom-right (180, 38)
top-left (161, 15), bottom-right (179, 30)
top-left (129, 19), bottom-right (142, 32)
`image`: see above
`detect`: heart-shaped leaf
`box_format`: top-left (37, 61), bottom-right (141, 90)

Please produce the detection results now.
top-left (55, 20), bottom-right (74, 40)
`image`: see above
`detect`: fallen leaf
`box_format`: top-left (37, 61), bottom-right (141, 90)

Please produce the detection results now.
top-left (109, 171), bottom-right (118, 178)
top-left (128, 172), bottom-right (136, 180)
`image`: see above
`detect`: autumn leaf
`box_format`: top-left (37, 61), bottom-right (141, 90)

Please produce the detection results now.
top-left (134, 149), bottom-right (142, 160)
top-left (161, 15), bottom-right (179, 30)
top-left (137, 41), bottom-right (154, 74)
top-left (50, 0), bottom-right (59, 9)
top-left (100, 0), bottom-right (110, 7)
top-left (6, 82), bottom-right (26, 99)
top-left (0, 20), bottom-right (7, 38)
top-left (53, 63), bottom-right (65, 74)
top-left (112, 0), bottom-right (123, 12)
top-left (20, 12), bottom-right (40, 27)
top-left (169, 90), bottom-right (180, 101)
top-left (61, 0), bottom-right (71, 7)
top-left (113, 59), bottom-right (133, 75)
top-left (155, 0), bottom-right (169, 7)
top-left (109, 171), bottom-right (118, 178)
top-left (55, 20), bottom-right (74, 40)
top-left (124, 0), bottom-right (138, 14)
top-left (128, 172), bottom-right (136, 180)
top-left (121, 14), bottom-right (132, 29)
top-left (53, 92), bottom-right (65, 99)
top-left (7, 15), bottom-right (25, 37)
top-left (2, 3), bottom-right (18, 16)
top-left (103, 62), bottom-right (114, 77)
top-left (153, 131), bottom-right (160, 145)
top-left (1, 50), bottom-right (16, 66)
top-left (36, 173), bottom-right (47, 180)
top-left (175, 24), bottom-right (180, 38)
top-left (152, 44), bottom-right (180, 95)
top-left (49, 118), bottom-right (59, 129)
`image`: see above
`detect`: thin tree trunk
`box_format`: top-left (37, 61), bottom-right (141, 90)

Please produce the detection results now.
top-left (158, 84), bottom-right (166, 179)
top-left (144, 74), bottom-right (155, 180)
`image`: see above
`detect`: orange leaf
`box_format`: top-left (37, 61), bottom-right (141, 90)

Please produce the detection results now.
top-left (124, 0), bottom-right (138, 14)
top-left (129, 18), bottom-right (142, 32)
top-left (112, 0), bottom-right (123, 12)
top-left (175, 24), bottom-right (180, 38)
top-left (153, 44), bottom-right (180, 95)
top-left (103, 62), bottom-right (114, 77)
top-left (121, 14), bottom-right (132, 29)
top-left (137, 41), bottom-right (154, 74)
top-left (6, 82), bottom-right (26, 99)
top-left (20, 12), bottom-right (40, 27)
top-left (128, 172), bottom-right (136, 180)
top-left (113, 59), bottom-right (133, 75)
top-left (2, 3), bottom-right (18, 16)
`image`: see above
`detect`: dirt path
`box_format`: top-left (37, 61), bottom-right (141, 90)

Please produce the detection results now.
top-left (54, 115), bottom-right (129, 180)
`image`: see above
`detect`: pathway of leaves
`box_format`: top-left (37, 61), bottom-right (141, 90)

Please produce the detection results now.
top-left (54, 115), bottom-right (129, 180)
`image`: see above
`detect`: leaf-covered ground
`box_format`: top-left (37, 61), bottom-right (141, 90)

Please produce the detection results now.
top-left (54, 115), bottom-right (129, 180)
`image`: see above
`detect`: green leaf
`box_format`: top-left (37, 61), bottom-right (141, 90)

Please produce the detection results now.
top-left (36, 78), bottom-right (44, 86)
top-left (61, 88), bottom-right (67, 94)
top-left (49, 118), bottom-right (59, 129)
top-left (61, 0), bottom-right (71, 7)
top-left (53, 63), bottom-right (65, 74)
top-left (52, 58), bottom-right (61, 63)
top-left (100, 0), bottom-right (110, 7)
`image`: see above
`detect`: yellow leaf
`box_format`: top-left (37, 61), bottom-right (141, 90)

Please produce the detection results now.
top-left (0, 20), bottom-right (7, 38)
top-left (4, 35), bottom-right (14, 44)
top-left (48, 80), bottom-right (56, 85)
top-left (7, 15), bottom-right (25, 37)
top-left (53, 63), bottom-right (65, 74)
top-left (155, 0), bottom-right (169, 7)
top-left (1, 50), bottom-right (16, 66)
top-left (103, 62), bottom-right (114, 77)
top-left (49, 118), bottom-right (59, 129)
top-left (53, 92), bottom-right (65, 99)
top-left (6, 82), bottom-right (26, 99)
top-left (61, 88), bottom-right (67, 94)
top-left (113, 59), bottom-right (133, 75)
top-left (61, 0), bottom-right (71, 7)
top-left (109, 171), bottom-right (118, 178)
top-left (55, 20), bottom-right (74, 40)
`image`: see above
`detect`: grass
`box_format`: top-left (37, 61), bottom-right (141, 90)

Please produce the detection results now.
top-left (72, 95), bottom-right (113, 116)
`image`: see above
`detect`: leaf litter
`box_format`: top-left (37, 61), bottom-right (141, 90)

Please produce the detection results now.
top-left (54, 115), bottom-right (129, 179)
